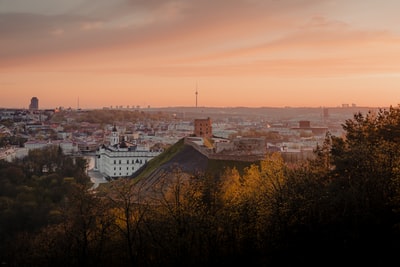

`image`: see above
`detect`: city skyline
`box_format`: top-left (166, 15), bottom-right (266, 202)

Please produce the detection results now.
top-left (1, 0), bottom-right (400, 109)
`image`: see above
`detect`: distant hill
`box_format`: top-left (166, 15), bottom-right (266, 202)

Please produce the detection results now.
top-left (146, 106), bottom-right (382, 122)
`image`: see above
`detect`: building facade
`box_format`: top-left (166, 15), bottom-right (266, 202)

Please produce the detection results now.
top-left (194, 117), bottom-right (212, 138)
top-left (24, 140), bottom-right (79, 155)
top-left (95, 125), bottom-right (162, 179)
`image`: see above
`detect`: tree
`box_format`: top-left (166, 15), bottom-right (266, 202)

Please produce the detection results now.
top-left (60, 183), bottom-right (114, 267)
top-left (107, 178), bottom-right (148, 267)
top-left (324, 106), bottom-right (400, 264)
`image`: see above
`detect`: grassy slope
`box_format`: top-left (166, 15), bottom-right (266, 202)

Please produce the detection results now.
top-left (132, 138), bottom-right (187, 181)
top-left (134, 138), bottom-right (261, 181)
top-left (97, 138), bottom-right (261, 194)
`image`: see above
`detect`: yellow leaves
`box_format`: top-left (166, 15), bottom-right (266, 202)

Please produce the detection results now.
top-left (110, 207), bottom-right (126, 230)
top-left (220, 152), bottom-right (287, 205)
top-left (260, 152), bottom-right (285, 177)
top-left (220, 167), bottom-right (242, 203)
top-left (243, 164), bottom-right (262, 186)
top-left (259, 152), bottom-right (286, 195)
top-left (110, 206), bottom-right (142, 231)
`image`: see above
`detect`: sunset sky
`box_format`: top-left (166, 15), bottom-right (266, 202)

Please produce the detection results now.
top-left (1, 0), bottom-right (400, 109)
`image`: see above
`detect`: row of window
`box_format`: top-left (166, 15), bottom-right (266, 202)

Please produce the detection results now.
top-left (113, 159), bottom-right (146, 164)
top-left (114, 166), bottom-right (135, 171)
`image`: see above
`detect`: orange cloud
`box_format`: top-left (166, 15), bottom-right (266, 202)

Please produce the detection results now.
top-left (2, 0), bottom-right (400, 108)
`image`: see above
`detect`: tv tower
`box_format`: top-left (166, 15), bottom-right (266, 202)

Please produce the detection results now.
top-left (195, 83), bottom-right (198, 108)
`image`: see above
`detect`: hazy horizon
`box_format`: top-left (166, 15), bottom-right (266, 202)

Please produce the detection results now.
top-left (1, 0), bottom-right (400, 109)
top-left (0, 101), bottom-right (393, 111)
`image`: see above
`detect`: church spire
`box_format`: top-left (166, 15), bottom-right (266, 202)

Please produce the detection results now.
top-left (110, 124), bottom-right (119, 146)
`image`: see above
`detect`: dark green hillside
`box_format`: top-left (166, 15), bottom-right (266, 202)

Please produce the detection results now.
top-left (133, 138), bottom-right (260, 182)
top-left (132, 138), bottom-right (187, 180)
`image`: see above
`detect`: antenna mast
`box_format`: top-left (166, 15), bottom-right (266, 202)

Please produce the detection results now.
top-left (195, 83), bottom-right (198, 108)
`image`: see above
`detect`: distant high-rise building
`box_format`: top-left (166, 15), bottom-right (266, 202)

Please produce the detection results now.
top-left (29, 97), bottom-right (39, 110)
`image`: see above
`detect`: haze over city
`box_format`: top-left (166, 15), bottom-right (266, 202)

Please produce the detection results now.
top-left (1, 0), bottom-right (400, 109)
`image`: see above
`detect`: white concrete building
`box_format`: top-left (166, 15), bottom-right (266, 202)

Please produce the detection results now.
top-left (94, 125), bottom-right (162, 179)
top-left (24, 140), bottom-right (79, 155)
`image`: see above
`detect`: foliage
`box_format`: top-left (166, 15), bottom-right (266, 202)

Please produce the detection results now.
top-left (3, 106), bottom-right (400, 266)
top-left (0, 146), bottom-right (91, 266)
